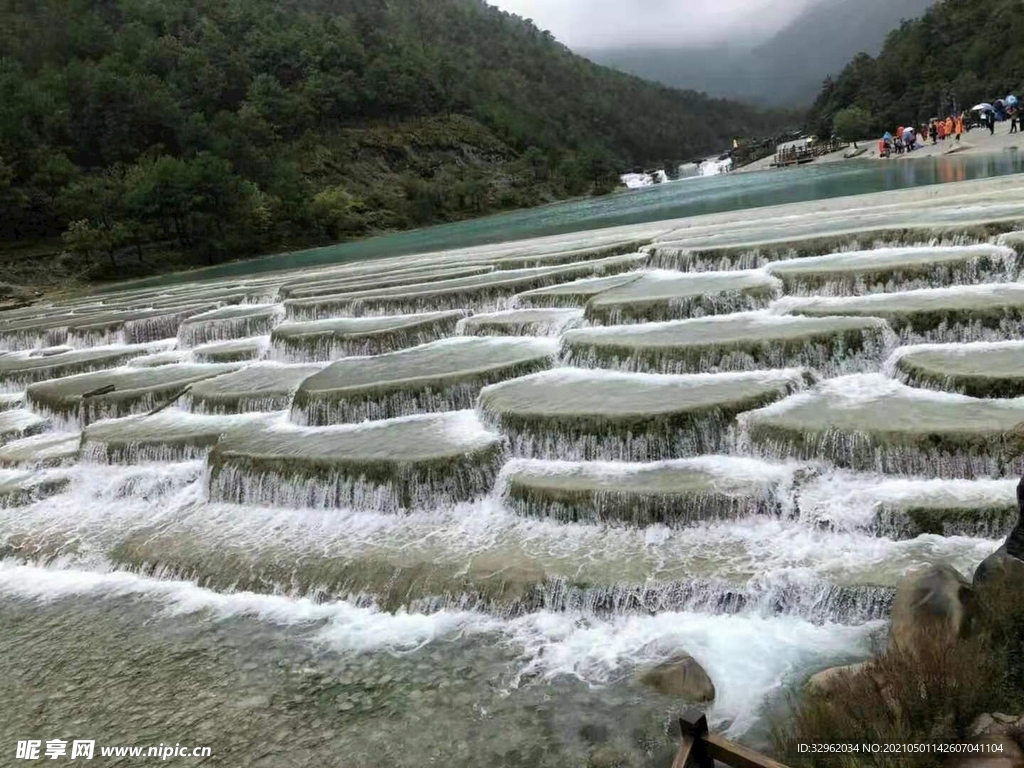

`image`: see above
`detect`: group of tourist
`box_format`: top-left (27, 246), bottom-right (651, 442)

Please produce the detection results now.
top-left (879, 115), bottom-right (964, 157)
top-left (928, 115), bottom-right (966, 144)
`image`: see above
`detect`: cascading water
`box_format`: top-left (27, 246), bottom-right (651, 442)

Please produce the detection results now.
top-left (2, 184), bottom-right (1023, 765)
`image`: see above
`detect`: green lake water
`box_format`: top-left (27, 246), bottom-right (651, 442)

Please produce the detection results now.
top-left (117, 152), bottom-right (1024, 289)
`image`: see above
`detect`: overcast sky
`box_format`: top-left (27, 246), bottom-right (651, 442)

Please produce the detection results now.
top-left (488, 0), bottom-right (818, 49)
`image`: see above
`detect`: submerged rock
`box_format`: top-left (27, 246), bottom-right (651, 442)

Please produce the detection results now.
top-left (586, 744), bottom-right (637, 768)
top-left (637, 654), bottom-right (715, 702)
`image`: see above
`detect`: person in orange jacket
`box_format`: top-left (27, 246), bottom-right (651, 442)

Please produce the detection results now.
top-left (955, 114), bottom-right (964, 141)
top-left (944, 116), bottom-right (954, 140)
top-left (937, 120), bottom-right (946, 141)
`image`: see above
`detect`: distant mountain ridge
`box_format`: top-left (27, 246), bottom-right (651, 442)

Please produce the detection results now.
top-left (585, 0), bottom-right (935, 106)
top-left (806, 0), bottom-right (1024, 138)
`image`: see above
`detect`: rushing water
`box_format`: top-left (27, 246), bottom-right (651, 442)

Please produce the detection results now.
top-left (119, 153), bottom-right (1024, 289)
top-left (3, 170), bottom-right (1024, 766)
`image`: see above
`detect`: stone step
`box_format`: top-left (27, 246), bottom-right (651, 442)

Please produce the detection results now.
top-left (477, 367), bottom-right (807, 461)
top-left (0, 344), bottom-right (159, 390)
top-left (270, 311), bottom-right (465, 362)
top-left (765, 245), bottom-right (1019, 296)
top-left (62, 305), bottom-right (220, 347)
top-left (776, 283), bottom-right (1024, 343)
top-left (191, 337), bottom-right (270, 363)
top-left (291, 336), bottom-right (557, 425)
top-left (0, 469), bottom-right (70, 507)
top-left (501, 456), bottom-right (797, 526)
top-left (110, 517), bottom-right (900, 621)
top-left (0, 305), bottom-right (208, 350)
top-left (795, 471), bottom-right (1018, 540)
top-left (512, 273), bottom-right (643, 308)
top-left (583, 270), bottom-right (780, 325)
top-left (176, 304), bottom-right (284, 347)
top-left (82, 411), bottom-right (276, 463)
top-left (0, 432), bottom-right (81, 467)
top-left (562, 312), bottom-right (890, 376)
top-left (456, 309), bottom-right (583, 337)
top-left (25, 364), bottom-right (241, 428)
top-left (185, 364), bottom-right (322, 414)
top-left (277, 265), bottom-right (494, 300)
top-left (741, 373), bottom-right (1024, 478)
top-left (890, 341), bottom-right (1024, 398)
top-left (648, 208), bottom-right (1024, 271)
top-left (207, 410), bottom-right (505, 512)
top-left (283, 254), bottom-right (646, 320)
top-left (0, 409), bottom-right (48, 447)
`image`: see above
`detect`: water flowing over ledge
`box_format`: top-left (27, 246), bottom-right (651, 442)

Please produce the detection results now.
top-left (6, 174), bottom-right (1024, 755)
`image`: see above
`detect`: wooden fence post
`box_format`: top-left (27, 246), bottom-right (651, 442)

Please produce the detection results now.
top-left (673, 709), bottom-right (715, 768)
top-left (672, 709), bottom-right (792, 768)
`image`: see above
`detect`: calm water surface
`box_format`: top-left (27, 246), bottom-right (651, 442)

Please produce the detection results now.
top-left (120, 153), bottom-right (1024, 289)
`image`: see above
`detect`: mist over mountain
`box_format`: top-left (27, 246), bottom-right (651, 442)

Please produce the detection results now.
top-left (584, 0), bottom-right (935, 106)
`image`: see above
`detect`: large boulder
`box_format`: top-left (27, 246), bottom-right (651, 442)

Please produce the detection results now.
top-left (637, 653), bottom-right (715, 702)
top-left (974, 544), bottom-right (1024, 589)
top-left (888, 564), bottom-right (976, 654)
top-left (974, 476), bottom-right (1024, 589)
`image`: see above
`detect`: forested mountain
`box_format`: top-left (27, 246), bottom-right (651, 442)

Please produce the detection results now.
top-left (0, 0), bottom-right (795, 282)
top-left (806, 0), bottom-right (1024, 137)
top-left (586, 0), bottom-right (933, 106)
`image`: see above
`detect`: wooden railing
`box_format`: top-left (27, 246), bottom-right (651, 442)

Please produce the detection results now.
top-left (672, 710), bottom-right (790, 768)
top-left (774, 139), bottom-right (844, 167)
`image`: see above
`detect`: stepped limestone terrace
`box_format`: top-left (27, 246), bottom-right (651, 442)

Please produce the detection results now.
top-left (5, 176), bottom-right (1024, 765)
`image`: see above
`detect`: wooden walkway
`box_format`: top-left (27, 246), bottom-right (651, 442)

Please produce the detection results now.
top-left (773, 139), bottom-right (844, 168)
top-left (672, 710), bottom-right (790, 768)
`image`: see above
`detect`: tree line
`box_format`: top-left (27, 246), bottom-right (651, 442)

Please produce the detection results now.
top-left (806, 0), bottom-right (1024, 139)
top-left (0, 0), bottom-right (796, 281)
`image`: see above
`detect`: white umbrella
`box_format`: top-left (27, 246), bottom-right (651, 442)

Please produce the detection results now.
top-left (972, 102), bottom-right (994, 111)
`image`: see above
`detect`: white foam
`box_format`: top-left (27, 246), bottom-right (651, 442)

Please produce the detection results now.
top-left (483, 366), bottom-right (807, 388)
top-left (0, 563), bottom-right (498, 653)
top-left (748, 373), bottom-right (1016, 419)
top-left (796, 470), bottom-right (1017, 531)
top-left (884, 339), bottom-right (1024, 369)
top-left (767, 244), bottom-right (1016, 271)
top-left (772, 281), bottom-right (1024, 312)
top-left (500, 455), bottom-right (803, 485)
top-left (0, 560), bottom-right (878, 736)
top-left (507, 609), bottom-right (880, 736)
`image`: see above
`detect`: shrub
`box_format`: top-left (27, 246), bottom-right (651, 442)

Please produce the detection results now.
top-left (773, 576), bottom-right (1024, 767)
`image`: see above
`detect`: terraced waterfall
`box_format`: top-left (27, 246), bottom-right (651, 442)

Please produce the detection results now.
top-left (6, 176), bottom-right (1024, 766)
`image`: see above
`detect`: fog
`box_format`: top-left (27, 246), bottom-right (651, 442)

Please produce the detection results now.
top-left (489, 0), bottom-right (818, 49)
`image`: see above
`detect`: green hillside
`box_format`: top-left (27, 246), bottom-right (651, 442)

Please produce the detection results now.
top-left (0, 0), bottom-right (794, 284)
top-left (806, 0), bottom-right (1024, 136)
